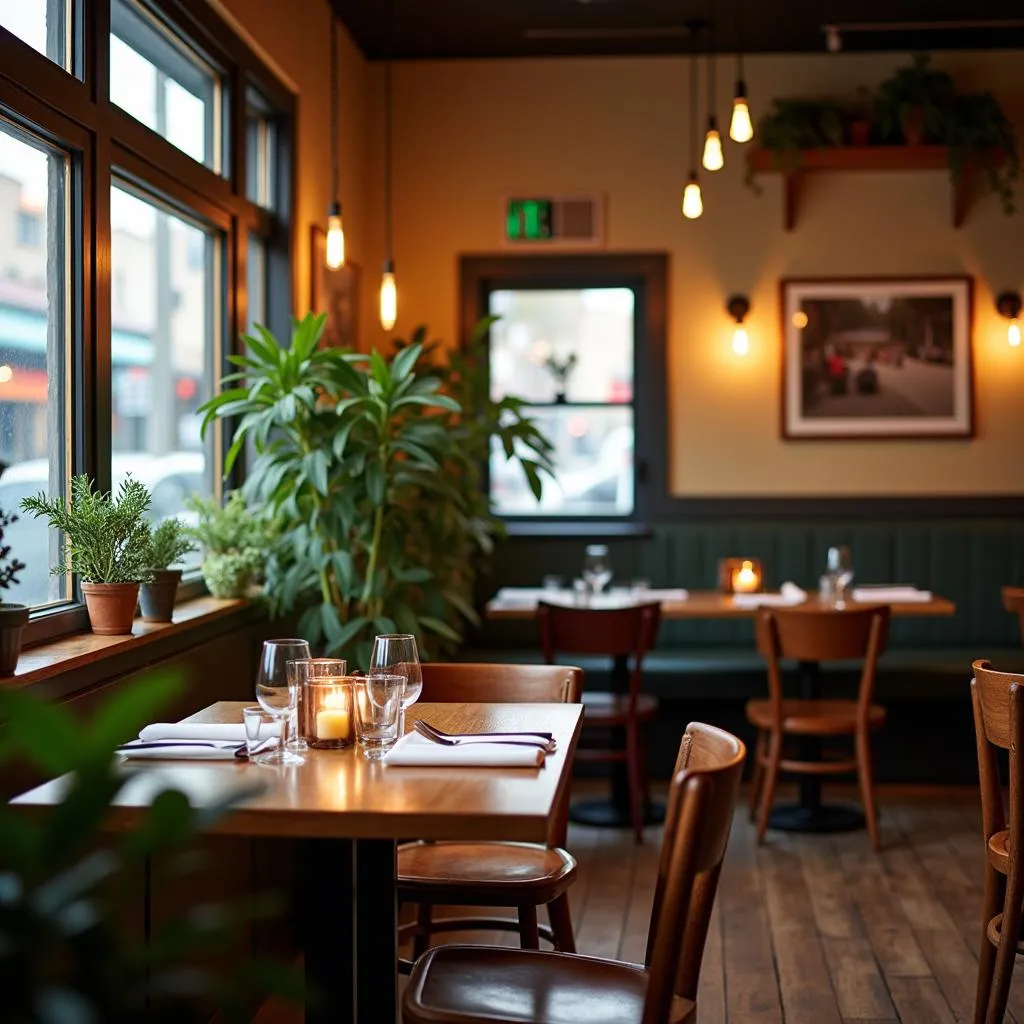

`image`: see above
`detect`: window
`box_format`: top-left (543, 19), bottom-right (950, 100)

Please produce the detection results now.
top-left (246, 88), bottom-right (277, 209)
top-left (0, 1), bottom-right (71, 72)
top-left (110, 0), bottom-right (224, 172)
top-left (0, 120), bottom-right (69, 608)
top-left (488, 288), bottom-right (636, 518)
top-left (247, 233), bottom-right (266, 332)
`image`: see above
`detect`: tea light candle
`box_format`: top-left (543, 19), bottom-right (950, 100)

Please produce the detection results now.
top-left (732, 560), bottom-right (760, 594)
top-left (316, 690), bottom-right (350, 741)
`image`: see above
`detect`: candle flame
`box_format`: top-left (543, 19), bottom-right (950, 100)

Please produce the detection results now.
top-left (323, 689), bottom-right (346, 709)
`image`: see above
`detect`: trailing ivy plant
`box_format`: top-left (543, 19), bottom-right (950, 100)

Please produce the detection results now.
top-left (199, 313), bottom-right (551, 666)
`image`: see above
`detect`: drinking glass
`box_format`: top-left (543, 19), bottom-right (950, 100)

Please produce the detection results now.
top-left (369, 634), bottom-right (422, 735)
top-left (582, 544), bottom-right (613, 594)
top-left (242, 706), bottom-right (276, 758)
top-left (826, 546), bottom-right (854, 607)
top-left (354, 673), bottom-right (405, 759)
top-left (254, 639), bottom-right (308, 765)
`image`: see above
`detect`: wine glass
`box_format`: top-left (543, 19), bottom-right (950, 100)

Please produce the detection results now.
top-left (254, 639), bottom-right (309, 765)
top-left (369, 634), bottom-right (422, 735)
top-left (582, 544), bottom-right (613, 594)
top-left (826, 546), bottom-right (854, 608)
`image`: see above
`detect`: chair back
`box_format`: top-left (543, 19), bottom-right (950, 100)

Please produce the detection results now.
top-left (755, 605), bottom-right (890, 729)
top-left (971, 660), bottom-right (1024, 859)
top-left (418, 662), bottom-right (583, 846)
top-left (1003, 587), bottom-right (1024, 644)
top-left (642, 723), bottom-right (745, 1024)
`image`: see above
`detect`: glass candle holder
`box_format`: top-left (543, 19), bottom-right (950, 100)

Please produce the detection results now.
top-left (718, 557), bottom-right (764, 594)
top-left (292, 660), bottom-right (354, 750)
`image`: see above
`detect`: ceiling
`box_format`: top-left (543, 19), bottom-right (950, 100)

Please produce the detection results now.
top-left (331, 0), bottom-right (1024, 60)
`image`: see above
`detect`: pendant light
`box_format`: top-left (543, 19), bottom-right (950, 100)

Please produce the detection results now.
top-left (682, 52), bottom-right (703, 219)
top-left (729, 0), bottom-right (753, 143)
top-left (379, 53), bottom-right (397, 331)
top-left (325, 16), bottom-right (345, 269)
top-left (702, 39), bottom-right (724, 170)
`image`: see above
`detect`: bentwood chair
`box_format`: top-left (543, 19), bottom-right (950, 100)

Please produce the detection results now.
top-left (746, 605), bottom-right (890, 849)
top-left (397, 664), bottom-right (583, 968)
top-left (538, 601), bottom-right (661, 844)
top-left (970, 659), bottom-right (1024, 1024)
top-left (1002, 586), bottom-right (1024, 644)
top-left (403, 722), bottom-right (745, 1024)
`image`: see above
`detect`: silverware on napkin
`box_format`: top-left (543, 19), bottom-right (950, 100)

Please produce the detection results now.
top-left (414, 719), bottom-right (556, 753)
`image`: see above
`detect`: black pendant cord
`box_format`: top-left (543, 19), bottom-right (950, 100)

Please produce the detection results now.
top-left (707, 0), bottom-right (716, 122)
top-left (383, 0), bottom-right (394, 266)
top-left (736, 0), bottom-right (745, 88)
top-left (330, 16), bottom-right (339, 204)
top-left (689, 52), bottom-right (698, 171)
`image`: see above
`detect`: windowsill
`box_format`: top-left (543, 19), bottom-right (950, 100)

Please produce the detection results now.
top-left (7, 596), bottom-right (263, 691)
top-left (503, 521), bottom-right (652, 539)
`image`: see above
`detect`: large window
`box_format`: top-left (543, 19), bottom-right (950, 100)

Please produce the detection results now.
top-left (0, 1), bottom-right (71, 73)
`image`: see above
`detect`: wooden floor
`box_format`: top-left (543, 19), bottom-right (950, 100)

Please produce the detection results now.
top-left (425, 785), bottom-right (1011, 1024)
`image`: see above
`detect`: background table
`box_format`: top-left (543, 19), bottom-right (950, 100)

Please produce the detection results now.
top-left (487, 589), bottom-right (956, 833)
top-left (13, 700), bottom-right (583, 1024)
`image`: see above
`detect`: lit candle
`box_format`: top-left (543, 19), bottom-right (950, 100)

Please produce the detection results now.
top-left (732, 560), bottom-right (760, 594)
top-left (316, 689), bottom-right (350, 741)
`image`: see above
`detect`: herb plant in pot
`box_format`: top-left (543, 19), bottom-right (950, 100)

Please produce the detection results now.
top-left (20, 474), bottom-right (153, 635)
top-left (0, 468), bottom-right (28, 675)
top-left (186, 491), bottom-right (267, 599)
top-left (139, 517), bottom-right (196, 622)
top-left (875, 54), bottom-right (954, 145)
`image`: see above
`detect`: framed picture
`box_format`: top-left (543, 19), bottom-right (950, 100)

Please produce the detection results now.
top-left (310, 225), bottom-right (361, 350)
top-left (781, 276), bottom-right (973, 439)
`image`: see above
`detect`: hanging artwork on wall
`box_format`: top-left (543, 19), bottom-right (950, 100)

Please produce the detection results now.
top-left (781, 276), bottom-right (973, 439)
top-left (310, 225), bottom-right (361, 350)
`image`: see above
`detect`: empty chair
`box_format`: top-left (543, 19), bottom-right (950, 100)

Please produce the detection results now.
top-left (746, 604), bottom-right (890, 849)
top-left (1002, 586), bottom-right (1024, 644)
top-left (538, 601), bottom-right (662, 844)
top-left (397, 664), bottom-right (583, 964)
top-left (403, 722), bottom-right (746, 1024)
top-left (970, 659), bottom-right (1024, 1024)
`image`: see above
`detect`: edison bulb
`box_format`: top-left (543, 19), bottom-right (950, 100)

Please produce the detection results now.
top-left (702, 128), bottom-right (724, 172)
top-left (379, 267), bottom-right (397, 331)
top-left (1010, 320), bottom-right (1021, 347)
top-left (681, 177), bottom-right (703, 219)
top-left (732, 327), bottom-right (750, 356)
top-left (730, 97), bottom-right (754, 143)
top-left (325, 204), bottom-right (345, 269)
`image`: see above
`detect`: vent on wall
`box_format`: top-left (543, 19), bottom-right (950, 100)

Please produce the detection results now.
top-left (503, 194), bottom-right (604, 248)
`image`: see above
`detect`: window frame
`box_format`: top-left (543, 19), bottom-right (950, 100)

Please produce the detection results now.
top-left (460, 253), bottom-right (668, 531)
top-left (0, 0), bottom-right (295, 644)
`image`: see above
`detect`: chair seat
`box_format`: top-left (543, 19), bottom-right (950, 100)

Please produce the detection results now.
top-left (746, 698), bottom-right (886, 735)
top-left (583, 692), bottom-right (658, 723)
top-left (403, 945), bottom-right (695, 1024)
top-left (398, 842), bottom-right (577, 902)
top-left (988, 830), bottom-right (1010, 874)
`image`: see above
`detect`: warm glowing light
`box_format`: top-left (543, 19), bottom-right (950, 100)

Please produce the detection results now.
top-left (323, 689), bottom-right (346, 709)
top-left (732, 560), bottom-right (760, 593)
top-left (326, 204), bottom-right (345, 269)
top-left (702, 128), bottom-right (724, 171)
top-left (792, 310), bottom-right (809, 329)
top-left (682, 177), bottom-right (703, 219)
top-left (732, 327), bottom-right (750, 356)
top-left (0, 365), bottom-right (12, 384)
top-left (379, 267), bottom-right (397, 331)
top-left (1009, 320), bottom-right (1021, 347)
top-left (730, 96), bottom-right (754, 143)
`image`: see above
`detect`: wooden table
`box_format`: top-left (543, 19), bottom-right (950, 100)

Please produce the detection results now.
top-left (12, 700), bottom-right (584, 1024)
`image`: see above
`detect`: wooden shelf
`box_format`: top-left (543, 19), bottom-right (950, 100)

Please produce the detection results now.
top-left (746, 145), bottom-right (980, 230)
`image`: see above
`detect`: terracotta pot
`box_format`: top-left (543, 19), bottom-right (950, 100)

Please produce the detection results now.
top-left (901, 107), bottom-right (925, 146)
top-left (0, 603), bottom-right (29, 675)
top-left (139, 569), bottom-right (183, 623)
top-left (82, 582), bottom-right (140, 636)
top-left (848, 119), bottom-right (871, 146)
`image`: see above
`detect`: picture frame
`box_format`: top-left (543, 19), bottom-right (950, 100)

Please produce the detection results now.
top-left (310, 225), bottom-right (361, 350)
top-left (780, 276), bottom-right (974, 440)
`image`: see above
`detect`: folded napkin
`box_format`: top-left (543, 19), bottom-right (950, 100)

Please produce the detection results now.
top-left (851, 586), bottom-right (933, 603)
top-left (494, 587), bottom-right (552, 607)
top-left (117, 742), bottom-right (242, 761)
top-left (383, 732), bottom-right (546, 768)
top-left (733, 582), bottom-right (808, 609)
top-left (138, 722), bottom-right (281, 743)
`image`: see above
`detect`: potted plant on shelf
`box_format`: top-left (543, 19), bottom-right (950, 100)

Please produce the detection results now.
top-left (875, 54), bottom-right (954, 145)
top-left (185, 491), bottom-right (267, 599)
top-left (139, 517), bottom-right (196, 622)
top-left (944, 90), bottom-right (1020, 214)
top-left (0, 466), bottom-right (28, 675)
top-left (20, 475), bottom-right (152, 636)
top-left (544, 352), bottom-right (578, 403)
top-left (748, 98), bottom-right (844, 186)
top-left (847, 85), bottom-right (874, 146)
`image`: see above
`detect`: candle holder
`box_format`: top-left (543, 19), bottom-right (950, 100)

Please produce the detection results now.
top-left (292, 660), bottom-right (354, 749)
top-left (718, 557), bottom-right (764, 595)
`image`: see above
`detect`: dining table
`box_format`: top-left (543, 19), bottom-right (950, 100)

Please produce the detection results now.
top-left (11, 699), bottom-right (584, 1024)
top-left (486, 586), bottom-right (956, 834)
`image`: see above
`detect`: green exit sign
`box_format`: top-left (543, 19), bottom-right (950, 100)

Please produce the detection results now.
top-left (506, 198), bottom-right (554, 241)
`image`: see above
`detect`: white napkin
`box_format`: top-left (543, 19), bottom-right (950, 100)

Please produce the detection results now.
top-left (118, 743), bottom-right (242, 761)
top-left (732, 582), bottom-right (808, 608)
top-left (383, 732), bottom-right (546, 768)
top-left (138, 722), bottom-right (281, 743)
top-left (494, 587), bottom-right (551, 607)
top-left (852, 586), bottom-right (933, 603)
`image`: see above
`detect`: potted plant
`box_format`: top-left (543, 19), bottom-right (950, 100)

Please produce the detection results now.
top-left (748, 98), bottom-right (844, 187)
top-left (20, 475), bottom-right (152, 636)
top-left (944, 90), bottom-right (1019, 215)
top-left (847, 85), bottom-right (874, 146)
top-left (0, 466), bottom-right (28, 675)
top-left (875, 54), bottom-right (954, 145)
top-left (544, 352), bottom-right (578, 403)
top-left (139, 517), bottom-right (196, 622)
top-left (186, 491), bottom-right (266, 599)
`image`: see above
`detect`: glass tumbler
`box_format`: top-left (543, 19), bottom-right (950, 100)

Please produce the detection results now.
top-left (353, 673), bottom-right (404, 760)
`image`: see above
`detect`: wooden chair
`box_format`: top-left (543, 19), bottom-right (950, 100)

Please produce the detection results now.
top-left (746, 605), bottom-right (890, 849)
top-left (538, 601), bottom-right (661, 844)
top-left (403, 722), bottom-right (745, 1024)
top-left (1002, 586), bottom-right (1024, 643)
top-left (970, 659), bottom-right (1024, 1024)
top-left (397, 663), bottom-right (583, 967)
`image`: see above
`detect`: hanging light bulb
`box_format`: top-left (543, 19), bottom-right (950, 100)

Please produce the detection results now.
top-left (703, 120), bottom-right (724, 171)
top-left (730, 82), bottom-right (753, 143)
top-left (325, 19), bottom-right (347, 269)
top-left (1010, 320), bottom-right (1021, 347)
top-left (682, 173), bottom-right (703, 219)
top-left (380, 260), bottom-right (397, 331)
top-left (326, 201), bottom-right (345, 269)
top-left (682, 52), bottom-right (703, 220)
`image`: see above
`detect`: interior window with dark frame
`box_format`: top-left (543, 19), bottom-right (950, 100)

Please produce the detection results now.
top-left (0, 1), bottom-right (72, 73)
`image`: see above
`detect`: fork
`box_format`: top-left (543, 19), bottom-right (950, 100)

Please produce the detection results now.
top-left (414, 720), bottom-right (556, 753)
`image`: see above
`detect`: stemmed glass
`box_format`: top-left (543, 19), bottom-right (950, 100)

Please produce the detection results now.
top-left (826, 546), bottom-right (854, 608)
top-left (369, 634), bottom-right (422, 735)
top-left (582, 544), bottom-right (613, 595)
top-left (254, 639), bottom-right (309, 765)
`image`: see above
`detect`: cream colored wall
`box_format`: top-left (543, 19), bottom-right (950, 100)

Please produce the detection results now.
top-left (362, 52), bottom-right (1024, 497)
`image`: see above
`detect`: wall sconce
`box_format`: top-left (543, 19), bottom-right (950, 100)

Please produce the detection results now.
top-left (996, 290), bottom-right (1022, 347)
top-left (726, 295), bottom-right (751, 355)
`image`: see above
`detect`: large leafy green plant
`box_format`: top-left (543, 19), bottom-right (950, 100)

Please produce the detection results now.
top-left (199, 313), bottom-right (550, 665)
